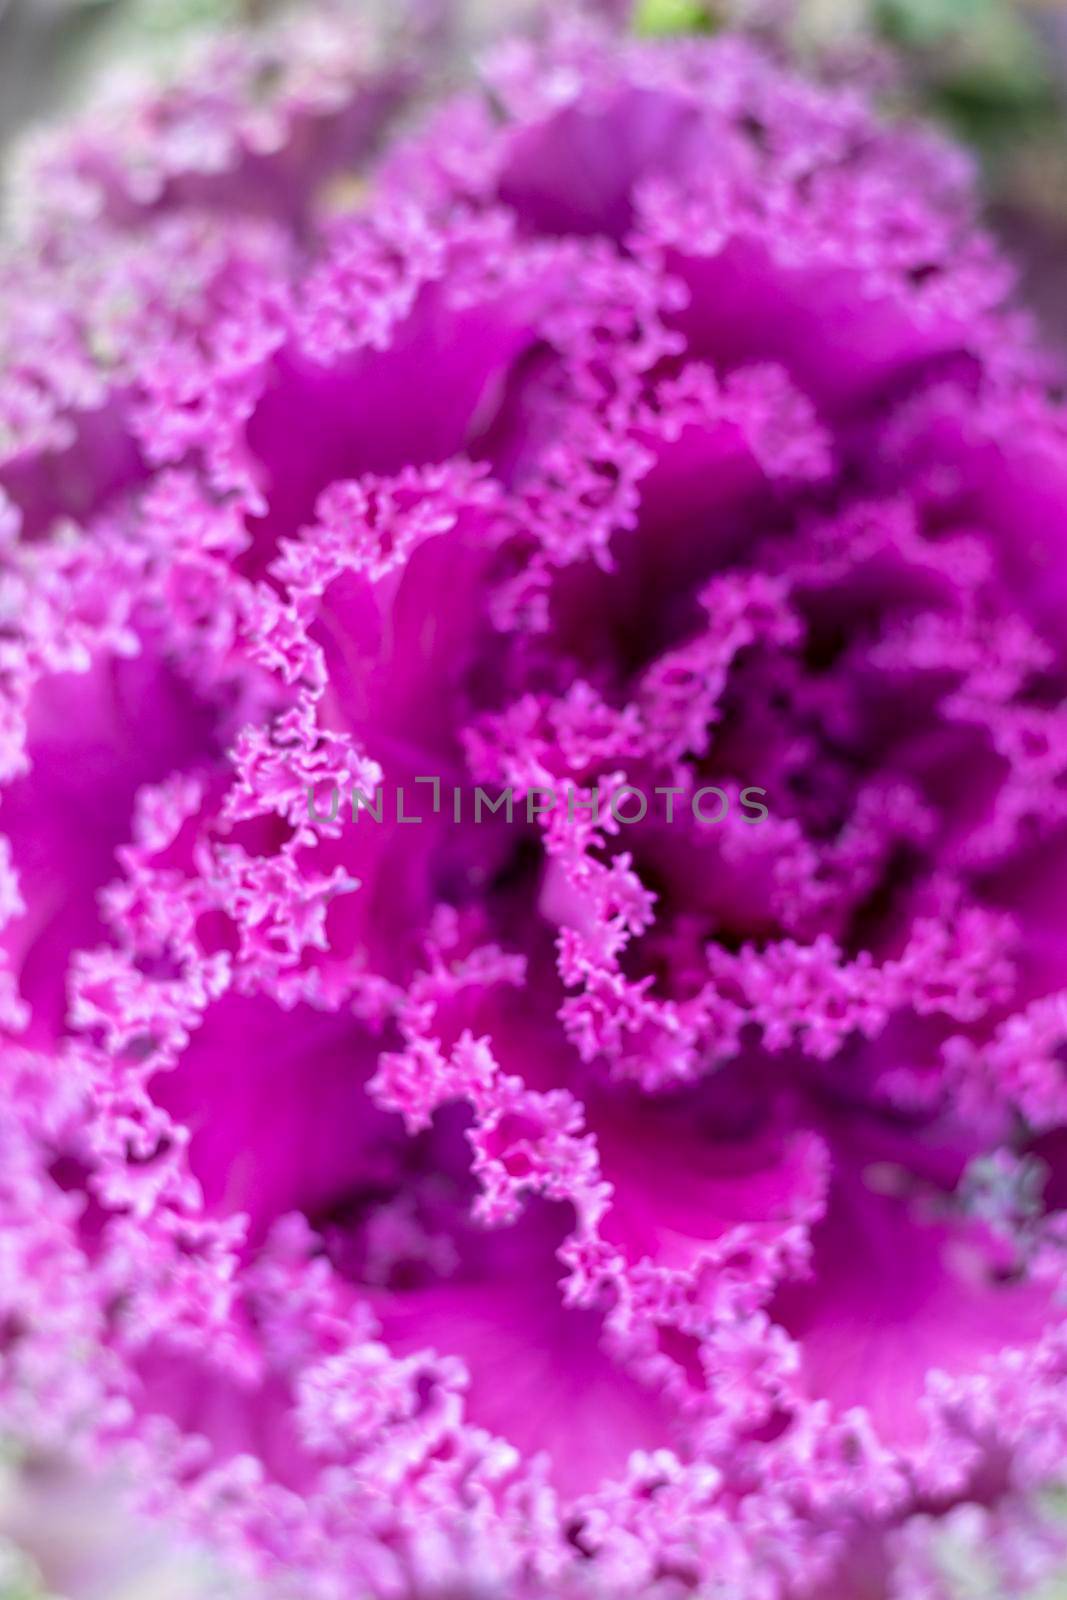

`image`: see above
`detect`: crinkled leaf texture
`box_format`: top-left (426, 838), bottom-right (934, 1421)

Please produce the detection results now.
top-left (0, 11), bottom-right (1065, 1600)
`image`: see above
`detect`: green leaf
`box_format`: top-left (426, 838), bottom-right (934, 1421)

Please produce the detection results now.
top-left (633, 0), bottom-right (717, 39)
top-left (876, 0), bottom-right (995, 47)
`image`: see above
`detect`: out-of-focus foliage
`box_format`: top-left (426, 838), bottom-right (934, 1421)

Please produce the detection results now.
top-left (7, 0), bottom-right (1062, 201)
top-left (790, 1), bottom-right (1067, 351)
top-left (634, 0), bottom-right (1067, 352)
top-left (0, 0), bottom-right (256, 145)
top-left (634, 0), bottom-right (717, 34)
top-left (637, 0), bottom-right (1062, 156)
top-left (818, 0), bottom-right (1063, 181)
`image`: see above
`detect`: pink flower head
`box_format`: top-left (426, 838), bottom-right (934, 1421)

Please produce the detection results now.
top-left (1, 11), bottom-right (1066, 1598)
